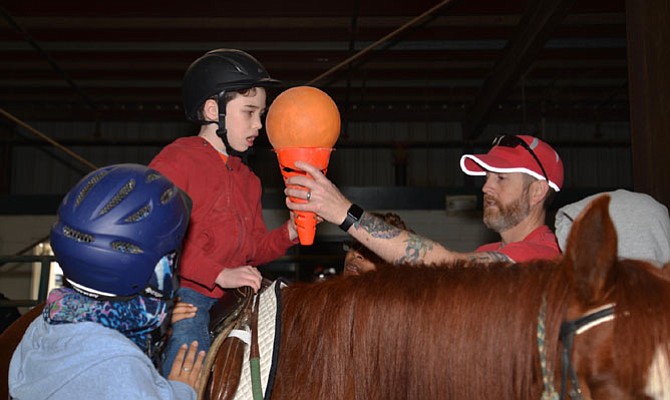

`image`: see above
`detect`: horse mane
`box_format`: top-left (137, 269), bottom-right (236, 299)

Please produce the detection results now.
top-left (273, 260), bottom-right (571, 399)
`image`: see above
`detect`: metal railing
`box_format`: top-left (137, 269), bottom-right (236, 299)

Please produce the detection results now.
top-left (0, 254), bottom-right (344, 309)
top-left (0, 255), bottom-right (53, 308)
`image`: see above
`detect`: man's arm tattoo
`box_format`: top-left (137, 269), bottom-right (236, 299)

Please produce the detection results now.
top-left (396, 233), bottom-right (434, 265)
top-left (357, 213), bottom-right (402, 239)
top-left (357, 213), bottom-right (433, 264)
top-left (466, 251), bottom-right (512, 263)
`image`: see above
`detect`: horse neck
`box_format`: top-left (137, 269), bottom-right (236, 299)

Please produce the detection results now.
top-left (274, 262), bottom-right (568, 399)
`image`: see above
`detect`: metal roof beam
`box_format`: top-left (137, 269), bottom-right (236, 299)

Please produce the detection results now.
top-left (463, 0), bottom-right (576, 140)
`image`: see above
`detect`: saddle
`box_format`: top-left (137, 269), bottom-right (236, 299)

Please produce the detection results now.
top-left (200, 279), bottom-right (275, 400)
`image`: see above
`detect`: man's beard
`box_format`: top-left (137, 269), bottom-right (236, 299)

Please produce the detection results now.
top-left (483, 192), bottom-right (531, 233)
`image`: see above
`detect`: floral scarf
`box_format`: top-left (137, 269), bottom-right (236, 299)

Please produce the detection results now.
top-left (43, 287), bottom-right (167, 354)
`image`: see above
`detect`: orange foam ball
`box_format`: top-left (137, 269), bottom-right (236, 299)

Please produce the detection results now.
top-left (266, 86), bottom-right (341, 149)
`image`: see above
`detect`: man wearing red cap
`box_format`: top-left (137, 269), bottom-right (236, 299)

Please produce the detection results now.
top-left (285, 134), bottom-right (564, 264)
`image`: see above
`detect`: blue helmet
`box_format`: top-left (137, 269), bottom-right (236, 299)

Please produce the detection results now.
top-left (50, 164), bottom-right (190, 300)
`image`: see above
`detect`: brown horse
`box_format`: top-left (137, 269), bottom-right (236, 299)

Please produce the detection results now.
top-left (4, 195), bottom-right (670, 399)
top-left (265, 195), bottom-right (670, 399)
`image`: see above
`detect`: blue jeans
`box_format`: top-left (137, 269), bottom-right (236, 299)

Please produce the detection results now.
top-left (161, 287), bottom-right (217, 377)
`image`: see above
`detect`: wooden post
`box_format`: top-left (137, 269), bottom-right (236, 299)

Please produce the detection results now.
top-left (0, 122), bottom-right (12, 195)
top-left (626, 0), bottom-right (670, 209)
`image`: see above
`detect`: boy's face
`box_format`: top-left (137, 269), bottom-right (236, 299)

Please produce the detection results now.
top-left (224, 87), bottom-right (268, 152)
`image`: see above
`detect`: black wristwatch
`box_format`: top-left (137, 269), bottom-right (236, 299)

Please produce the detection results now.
top-left (338, 204), bottom-right (364, 232)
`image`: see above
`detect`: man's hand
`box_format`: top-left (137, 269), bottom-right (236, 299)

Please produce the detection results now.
top-left (284, 161), bottom-right (351, 225)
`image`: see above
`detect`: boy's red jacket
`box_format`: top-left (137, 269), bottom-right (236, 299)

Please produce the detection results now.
top-left (150, 136), bottom-right (296, 298)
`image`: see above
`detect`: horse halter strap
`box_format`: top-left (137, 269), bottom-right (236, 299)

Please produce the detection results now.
top-left (558, 303), bottom-right (615, 400)
top-left (538, 296), bottom-right (615, 400)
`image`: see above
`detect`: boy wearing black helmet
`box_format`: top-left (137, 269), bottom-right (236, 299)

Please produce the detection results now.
top-left (9, 164), bottom-right (204, 399)
top-left (149, 49), bottom-right (299, 376)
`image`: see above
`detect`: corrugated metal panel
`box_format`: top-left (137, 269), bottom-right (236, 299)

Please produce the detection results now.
top-left (10, 120), bottom-right (632, 194)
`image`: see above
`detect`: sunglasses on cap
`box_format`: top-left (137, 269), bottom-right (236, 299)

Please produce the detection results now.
top-left (491, 135), bottom-right (549, 182)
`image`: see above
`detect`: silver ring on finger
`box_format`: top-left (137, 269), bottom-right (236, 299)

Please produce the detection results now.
top-left (183, 367), bottom-right (191, 372)
top-left (306, 191), bottom-right (311, 201)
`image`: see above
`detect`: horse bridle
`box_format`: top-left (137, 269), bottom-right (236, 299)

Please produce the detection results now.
top-left (538, 298), bottom-right (616, 400)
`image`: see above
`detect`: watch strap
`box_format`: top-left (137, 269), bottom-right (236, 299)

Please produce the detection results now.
top-left (338, 204), bottom-right (364, 232)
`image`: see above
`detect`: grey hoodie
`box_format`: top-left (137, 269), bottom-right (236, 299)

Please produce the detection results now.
top-left (9, 316), bottom-right (195, 400)
top-left (554, 189), bottom-right (670, 266)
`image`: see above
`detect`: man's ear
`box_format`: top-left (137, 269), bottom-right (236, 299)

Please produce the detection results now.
top-left (529, 179), bottom-right (550, 207)
top-left (203, 98), bottom-right (219, 121)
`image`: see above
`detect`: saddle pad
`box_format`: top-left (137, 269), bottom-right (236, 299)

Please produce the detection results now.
top-left (233, 279), bottom-right (284, 400)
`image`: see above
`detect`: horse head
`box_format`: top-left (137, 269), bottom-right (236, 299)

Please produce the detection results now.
top-left (560, 194), bottom-right (670, 399)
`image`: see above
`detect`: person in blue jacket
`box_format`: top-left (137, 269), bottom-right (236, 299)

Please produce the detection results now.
top-left (9, 164), bottom-right (204, 400)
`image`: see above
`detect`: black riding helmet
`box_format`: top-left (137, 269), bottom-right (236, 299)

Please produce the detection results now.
top-left (182, 49), bottom-right (281, 163)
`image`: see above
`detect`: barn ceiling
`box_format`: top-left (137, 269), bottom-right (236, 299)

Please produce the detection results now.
top-left (0, 0), bottom-right (628, 141)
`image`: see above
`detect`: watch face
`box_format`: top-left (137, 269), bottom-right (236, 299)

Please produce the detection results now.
top-left (349, 204), bottom-right (364, 220)
top-left (339, 204), bottom-right (364, 231)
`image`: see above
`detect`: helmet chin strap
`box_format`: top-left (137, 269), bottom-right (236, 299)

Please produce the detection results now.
top-left (216, 92), bottom-right (253, 166)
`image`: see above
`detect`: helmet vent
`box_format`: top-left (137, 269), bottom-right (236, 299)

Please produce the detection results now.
top-left (125, 204), bottom-right (151, 222)
top-left (111, 241), bottom-right (143, 254)
top-left (146, 173), bottom-right (162, 183)
top-left (160, 187), bottom-right (176, 205)
top-left (62, 225), bottom-right (94, 243)
top-left (99, 179), bottom-right (135, 216)
top-left (76, 170), bottom-right (110, 207)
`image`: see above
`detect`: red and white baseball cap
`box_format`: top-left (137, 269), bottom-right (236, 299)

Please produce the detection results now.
top-left (460, 135), bottom-right (564, 192)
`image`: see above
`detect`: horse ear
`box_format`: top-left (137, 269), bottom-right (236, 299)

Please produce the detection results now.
top-left (563, 194), bottom-right (617, 305)
top-left (661, 263), bottom-right (670, 281)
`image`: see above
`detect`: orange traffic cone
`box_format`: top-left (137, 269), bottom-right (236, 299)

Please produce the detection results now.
top-left (266, 86), bottom-right (341, 246)
top-left (276, 147), bottom-right (334, 245)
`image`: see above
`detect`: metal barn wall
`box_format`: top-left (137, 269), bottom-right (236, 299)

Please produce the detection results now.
top-left (9, 119), bottom-right (631, 195)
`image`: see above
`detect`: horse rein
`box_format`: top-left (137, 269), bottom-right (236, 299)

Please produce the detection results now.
top-left (538, 298), bottom-right (615, 400)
